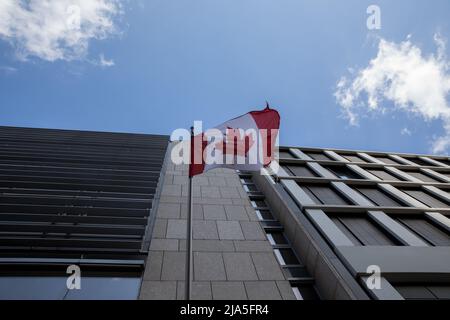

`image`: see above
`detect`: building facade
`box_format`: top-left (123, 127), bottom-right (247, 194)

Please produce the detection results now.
top-left (261, 146), bottom-right (450, 300)
top-left (0, 126), bottom-right (168, 299)
top-left (1, 126), bottom-right (450, 300)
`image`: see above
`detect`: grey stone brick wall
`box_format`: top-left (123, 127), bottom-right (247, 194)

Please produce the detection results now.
top-left (139, 157), bottom-right (295, 300)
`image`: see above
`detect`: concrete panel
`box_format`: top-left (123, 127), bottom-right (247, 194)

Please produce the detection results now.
top-left (289, 148), bottom-right (312, 160)
top-left (337, 246), bottom-right (450, 281)
top-left (324, 150), bottom-right (350, 162)
top-left (358, 153), bottom-right (384, 164)
top-left (305, 209), bottom-right (354, 247)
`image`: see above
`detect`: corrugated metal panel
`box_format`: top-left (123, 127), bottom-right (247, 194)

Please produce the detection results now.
top-left (402, 189), bottom-right (449, 208)
top-left (355, 186), bottom-right (404, 207)
top-left (331, 215), bottom-right (398, 246)
top-left (403, 171), bottom-right (439, 183)
top-left (302, 185), bottom-right (351, 205)
top-left (399, 217), bottom-right (450, 246)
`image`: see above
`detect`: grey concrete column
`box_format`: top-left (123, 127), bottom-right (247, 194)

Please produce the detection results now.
top-left (324, 150), bottom-right (349, 162)
top-left (289, 148), bottom-right (312, 160)
top-left (347, 164), bottom-right (382, 181)
top-left (367, 211), bottom-right (428, 246)
top-left (385, 167), bottom-right (421, 182)
top-left (332, 182), bottom-right (373, 206)
top-left (358, 153), bottom-right (384, 164)
top-left (421, 168), bottom-right (450, 183)
top-left (425, 212), bottom-right (450, 233)
top-left (332, 182), bottom-right (427, 246)
top-left (304, 209), bottom-right (354, 247)
top-left (419, 156), bottom-right (448, 167)
top-left (423, 185), bottom-right (450, 204)
top-left (378, 184), bottom-right (428, 208)
top-left (308, 162), bottom-right (336, 178)
top-left (389, 155), bottom-right (417, 166)
top-left (279, 169), bottom-right (354, 247)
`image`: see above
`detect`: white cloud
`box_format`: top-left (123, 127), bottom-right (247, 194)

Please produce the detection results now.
top-left (99, 53), bottom-right (115, 67)
top-left (335, 34), bottom-right (450, 154)
top-left (0, 0), bottom-right (122, 62)
top-left (400, 127), bottom-right (412, 136)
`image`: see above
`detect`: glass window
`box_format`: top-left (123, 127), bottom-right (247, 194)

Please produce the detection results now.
top-left (367, 169), bottom-right (403, 181)
top-left (355, 186), bottom-right (404, 207)
top-left (401, 189), bottom-right (449, 208)
top-left (251, 200), bottom-right (268, 208)
top-left (343, 154), bottom-right (367, 163)
top-left (330, 214), bottom-right (399, 246)
top-left (279, 150), bottom-right (295, 159)
top-left (402, 170), bottom-right (440, 183)
top-left (0, 276), bottom-right (141, 300)
top-left (305, 152), bottom-right (331, 161)
top-left (325, 166), bottom-right (362, 179)
top-left (373, 156), bottom-right (401, 165)
top-left (283, 266), bottom-right (310, 278)
top-left (255, 210), bottom-right (274, 220)
top-left (292, 286), bottom-right (320, 300)
top-left (395, 285), bottom-right (450, 300)
top-left (266, 232), bottom-right (288, 245)
top-left (397, 216), bottom-right (450, 246)
top-left (432, 158), bottom-right (450, 166)
top-left (243, 184), bottom-right (258, 192)
top-left (274, 248), bottom-right (299, 265)
top-left (404, 157), bottom-right (434, 166)
top-left (283, 165), bottom-right (317, 177)
top-left (301, 184), bottom-right (351, 205)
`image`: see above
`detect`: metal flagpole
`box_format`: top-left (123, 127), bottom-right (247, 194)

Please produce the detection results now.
top-left (185, 126), bottom-right (194, 300)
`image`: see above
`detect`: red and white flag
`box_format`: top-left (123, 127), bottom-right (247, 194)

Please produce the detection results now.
top-left (189, 105), bottom-right (280, 177)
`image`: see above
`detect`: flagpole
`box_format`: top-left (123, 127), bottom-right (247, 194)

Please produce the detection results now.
top-left (185, 126), bottom-right (194, 300)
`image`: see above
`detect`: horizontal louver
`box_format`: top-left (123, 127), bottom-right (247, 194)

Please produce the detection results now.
top-left (0, 126), bottom-right (168, 261)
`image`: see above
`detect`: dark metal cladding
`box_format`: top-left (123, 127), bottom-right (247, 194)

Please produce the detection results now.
top-left (0, 126), bottom-right (169, 267)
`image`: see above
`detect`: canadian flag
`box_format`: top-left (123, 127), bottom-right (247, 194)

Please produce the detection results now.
top-left (189, 105), bottom-right (280, 177)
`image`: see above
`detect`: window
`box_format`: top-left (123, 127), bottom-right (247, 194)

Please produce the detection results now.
top-left (325, 166), bottom-right (362, 179)
top-left (255, 209), bottom-right (274, 220)
top-left (300, 184), bottom-right (351, 205)
top-left (284, 266), bottom-right (310, 278)
top-left (251, 200), bottom-right (268, 209)
top-left (330, 214), bottom-right (399, 246)
top-left (274, 248), bottom-right (300, 265)
top-left (279, 150), bottom-right (295, 159)
top-left (266, 232), bottom-right (288, 245)
top-left (243, 184), bottom-right (258, 192)
top-left (355, 186), bottom-right (404, 207)
top-left (283, 165), bottom-right (318, 177)
top-left (402, 170), bottom-right (440, 183)
top-left (403, 157), bottom-right (434, 166)
top-left (432, 158), bottom-right (450, 166)
top-left (395, 285), bottom-right (450, 300)
top-left (401, 189), bottom-right (449, 208)
top-left (343, 154), bottom-right (367, 163)
top-left (397, 216), bottom-right (450, 246)
top-left (367, 169), bottom-right (403, 181)
top-left (0, 276), bottom-right (141, 300)
top-left (305, 152), bottom-right (332, 161)
top-left (292, 286), bottom-right (320, 300)
top-left (373, 156), bottom-right (401, 165)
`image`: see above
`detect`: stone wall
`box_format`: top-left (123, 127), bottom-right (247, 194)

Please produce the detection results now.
top-left (139, 156), bottom-right (295, 300)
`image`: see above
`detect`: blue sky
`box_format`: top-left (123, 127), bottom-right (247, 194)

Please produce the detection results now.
top-left (1, 0), bottom-right (450, 155)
